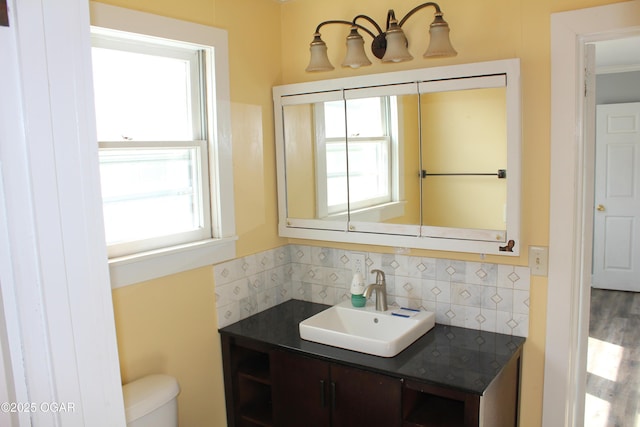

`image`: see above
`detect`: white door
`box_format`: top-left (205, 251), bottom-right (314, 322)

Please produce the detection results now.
top-left (592, 102), bottom-right (640, 291)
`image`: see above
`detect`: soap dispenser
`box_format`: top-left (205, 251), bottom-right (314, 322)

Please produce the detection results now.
top-left (350, 272), bottom-right (366, 307)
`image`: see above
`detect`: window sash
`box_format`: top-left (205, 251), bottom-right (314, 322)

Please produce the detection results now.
top-left (91, 33), bottom-right (213, 258)
top-left (91, 35), bottom-right (205, 142)
top-left (98, 140), bottom-right (212, 258)
top-left (325, 136), bottom-right (392, 214)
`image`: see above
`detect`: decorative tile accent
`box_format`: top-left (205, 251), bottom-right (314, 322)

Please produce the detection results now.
top-left (513, 266), bottom-right (531, 291)
top-left (420, 300), bottom-right (436, 313)
top-left (434, 302), bottom-right (451, 324)
top-left (513, 290), bottom-right (530, 314)
top-left (365, 256), bottom-right (374, 269)
top-left (213, 244), bottom-right (531, 337)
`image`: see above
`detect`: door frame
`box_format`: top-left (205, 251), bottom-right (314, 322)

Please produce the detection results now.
top-left (545, 1), bottom-right (640, 426)
top-left (0, 0), bottom-right (125, 425)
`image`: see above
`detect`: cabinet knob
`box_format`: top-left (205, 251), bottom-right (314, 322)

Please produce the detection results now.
top-left (596, 204), bottom-right (605, 212)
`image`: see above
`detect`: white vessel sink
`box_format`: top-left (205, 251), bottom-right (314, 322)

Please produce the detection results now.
top-left (299, 301), bottom-right (435, 357)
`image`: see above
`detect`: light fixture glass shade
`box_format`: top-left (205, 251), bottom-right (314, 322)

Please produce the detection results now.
top-left (341, 27), bottom-right (372, 68)
top-left (381, 20), bottom-right (413, 63)
top-left (423, 13), bottom-right (457, 58)
top-left (306, 33), bottom-right (334, 72)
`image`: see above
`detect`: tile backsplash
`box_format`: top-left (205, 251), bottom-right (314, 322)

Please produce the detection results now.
top-left (214, 244), bottom-right (530, 337)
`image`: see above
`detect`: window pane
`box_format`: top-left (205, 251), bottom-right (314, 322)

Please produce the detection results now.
top-left (324, 100), bottom-right (346, 138)
top-left (99, 147), bottom-right (203, 244)
top-left (344, 97), bottom-right (384, 137)
top-left (325, 98), bottom-right (385, 138)
top-left (348, 139), bottom-right (390, 205)
top-left (325, 138), bottom-right (390, 213)
top-left (92, 47), bottom-right (194, 141)
top-left (326, 142), bottom-right (348, 208)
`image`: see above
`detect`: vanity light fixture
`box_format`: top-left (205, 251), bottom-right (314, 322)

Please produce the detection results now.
top-left (306, 2), bottom-right (457, 72)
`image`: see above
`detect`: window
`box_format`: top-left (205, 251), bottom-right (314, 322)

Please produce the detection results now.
top-left (92, 36), bottom-right (213, 257)
top-left (90, 3), bottom-right (235, 287)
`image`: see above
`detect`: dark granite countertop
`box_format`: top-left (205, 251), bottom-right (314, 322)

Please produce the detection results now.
top-left (219, 299), bottom-right (525, 396)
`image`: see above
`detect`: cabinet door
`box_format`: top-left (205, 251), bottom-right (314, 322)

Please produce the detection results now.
top-left (330, 363), bottom-right (402, 427)
top-left (271, 350), bottom-right (331, 427)
top-left (272, 350), bottom-right (402, 427)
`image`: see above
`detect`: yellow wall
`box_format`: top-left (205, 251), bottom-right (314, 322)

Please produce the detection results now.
top-left (112, 268), bottom-right (224, 426)
top-left (99, 0), bottom-right (627, 426)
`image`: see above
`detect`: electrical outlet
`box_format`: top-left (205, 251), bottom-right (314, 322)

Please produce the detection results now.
top-left (351, 252), bottom-right (367, 279)
top-left (529, 246), bottom-right (549, 277)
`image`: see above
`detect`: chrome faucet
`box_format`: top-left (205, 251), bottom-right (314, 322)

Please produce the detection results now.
top-left (362, 269), bottom-right (388, 311)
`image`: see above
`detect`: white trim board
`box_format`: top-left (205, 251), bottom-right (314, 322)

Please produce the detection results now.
top-left (0, 0), bottom-right (126, 425)
top-left (545, 2), bottom-right (640, 426)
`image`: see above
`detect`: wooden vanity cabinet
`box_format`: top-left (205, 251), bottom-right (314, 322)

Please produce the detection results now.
top-left (221, 310), bottom-right (522, 427)
top-left (271, 350), bottom-right (402, 427)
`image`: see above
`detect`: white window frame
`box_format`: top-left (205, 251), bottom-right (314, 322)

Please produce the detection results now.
top-left (92, 36), bottom-right (212, 257)
top-left (90, 2), bottom-right (236, 288)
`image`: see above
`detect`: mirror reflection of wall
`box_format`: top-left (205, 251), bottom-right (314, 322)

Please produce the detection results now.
top-left (420, 86), bottom-right (507, 230)
top-left (283, 103), bottom-right (318, 220)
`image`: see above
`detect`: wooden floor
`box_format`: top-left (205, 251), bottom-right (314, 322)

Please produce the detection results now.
top-left (586, 288), bottom-right (640, 427)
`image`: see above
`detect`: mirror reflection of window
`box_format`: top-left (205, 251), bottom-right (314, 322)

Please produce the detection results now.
top-left (324, 97), bottom-right (392, 215)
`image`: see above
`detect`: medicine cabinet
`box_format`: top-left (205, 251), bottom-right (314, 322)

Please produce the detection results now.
top-left (273, 59), bottom-right (521, 255)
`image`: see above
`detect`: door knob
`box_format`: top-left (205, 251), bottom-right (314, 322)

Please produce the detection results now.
top-left (597, 204), bottom-right (605, 212)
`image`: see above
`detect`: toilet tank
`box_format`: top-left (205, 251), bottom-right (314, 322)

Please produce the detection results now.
top-left (123, 374), bottom-right (180, 427)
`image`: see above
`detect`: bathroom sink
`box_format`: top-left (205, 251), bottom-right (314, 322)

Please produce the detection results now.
top-left (299, 301), bottom-right (435, 357)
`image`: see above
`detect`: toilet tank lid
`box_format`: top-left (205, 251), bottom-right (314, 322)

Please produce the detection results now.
top-left (123, 374), bottom-right (180, 422)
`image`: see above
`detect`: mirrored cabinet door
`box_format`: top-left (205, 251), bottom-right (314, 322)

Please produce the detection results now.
top-left (344, 84), bottom-right (421, 236)
top-left (418, 75), bottom-right (509, 242)
top-left (281, 90), bottom-right (348, 231)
